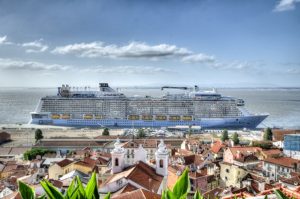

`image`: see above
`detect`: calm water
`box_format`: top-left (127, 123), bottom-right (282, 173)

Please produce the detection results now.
top-left (0, 87), bottom-right (300, 128)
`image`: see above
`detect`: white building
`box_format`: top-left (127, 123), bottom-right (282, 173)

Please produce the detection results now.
top-left (99, 138), bottom-right (168, 195)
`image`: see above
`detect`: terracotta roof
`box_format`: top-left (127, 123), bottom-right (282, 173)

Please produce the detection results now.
top-left (211, 141), bottom-right (226, 154)
top-left (264, 157), bottom-right (300, 168)
top-left (261, 149), bottom-right (282, 158)
top-left (123, 139), bottom-right (157, 148)
top-left (176, 149), bottom-right (194, 156)
top-left (103, 161), bottom-right (163, 193)
top-left (119, 183), bottom-right (138, 194)
top-left (126, 161), bottom-right (163, 192)
top-left (183, 154), bottom-right (204, 165)
top-left (272, 129), bottom-right (300, 141)
top-left (203, 187), bottom-right (224, 199)
top-left (229, 146), bottom-right (261, 157)
top-left (112, 188), bottom-right (161, 199)
top-left (235, 154), bottom-right (259, 163)
top-left (56, 159), bottom-right (73, 167)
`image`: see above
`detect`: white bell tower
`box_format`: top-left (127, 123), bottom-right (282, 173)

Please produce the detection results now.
top-left (155, 139), bottom-right (169, 176)
top-left (111, 138), bottom-right (125, 174)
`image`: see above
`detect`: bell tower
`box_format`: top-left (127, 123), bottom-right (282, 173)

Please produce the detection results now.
top-left (111, 138), bottom-right (125, 174)
top-left (155, 139), bottom-right (169, 176)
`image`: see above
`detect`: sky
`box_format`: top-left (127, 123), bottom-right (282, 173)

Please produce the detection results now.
top-left (0, 0), bottom-right (299, 87)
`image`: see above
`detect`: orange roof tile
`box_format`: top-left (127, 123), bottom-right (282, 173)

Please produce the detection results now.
top-left (112, 189), bottom-right (161, 199)
top-left (56, 159), bottom-right (73, 167)
top-left (264, 157), bottom-right (300, 168)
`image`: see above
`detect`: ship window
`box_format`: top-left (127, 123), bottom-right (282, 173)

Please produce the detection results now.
top-left (159, 159), bottom-right (164, 168)
top-left (115, 158), bottom-right (119, 166)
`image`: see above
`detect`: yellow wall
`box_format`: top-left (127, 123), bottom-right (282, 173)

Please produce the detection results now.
top-left (220, 162), bottom-right (247, 188)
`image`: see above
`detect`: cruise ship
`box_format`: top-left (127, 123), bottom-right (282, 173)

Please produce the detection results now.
top-left (30, 83), bottom-right (268, 129)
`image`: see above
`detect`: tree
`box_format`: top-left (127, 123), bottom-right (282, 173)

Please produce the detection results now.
top-left (263, 127), bottom-right (273, 141)
top-left (221, 129), bottom-right (229, 142)
top-left (232, 132), bottom-right (240, 145)
top-left (35, 129), bottom-right (43, 143)
top-left (102, 128), bottom-right (110, 136)
top-left (137, 128), bottom-right (146, 138)
top-left (23, 148), bottom-right (51, 160)
top-left (252, 141), bottom-right (273, 149)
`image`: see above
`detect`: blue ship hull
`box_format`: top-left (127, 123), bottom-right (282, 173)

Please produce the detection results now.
top-left (30, 115), bottom-right (268, 129)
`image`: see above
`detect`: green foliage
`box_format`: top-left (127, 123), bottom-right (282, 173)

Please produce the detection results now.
top-left (274, 190), bottom-right (294, 199)
top-left (193, 190), bottom-right (203, 199)
top-left (40, 180), bottom-right (64, 199)
top-left (23, 148), bottom-right (52, 160)
top-left (263, 127), bottom-right (273, 141)
top-left (19, 172), bottom-right (110, 199)
top-left (232, 132), bottom-right (240, 145)
top-left (35, 129), bottom-right (44, 143)
top-left (137, 128), bottom-right (146, 138)
top-left (18, 180), bottom-right (35, 199)
top-left (102, 128), bottom-right (110, 136)
top-left (221, 129), bottom-right (229, 142)
top-left (251, 141), bottom-right (273, 149)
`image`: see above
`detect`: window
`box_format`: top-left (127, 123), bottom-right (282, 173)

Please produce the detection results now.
top-left (159, 159), bottom-right (164, 168)
top-left (226, 169), bottom-right (229, 173)
top-left (115, 158), bottom-right (119, 166)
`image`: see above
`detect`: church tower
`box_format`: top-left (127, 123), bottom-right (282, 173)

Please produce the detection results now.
top-left (111, 138), bottom-right (125, 174)
top-left (155, 139), bottom-right (169, 176)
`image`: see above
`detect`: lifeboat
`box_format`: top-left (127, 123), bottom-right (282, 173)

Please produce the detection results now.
top-left (169, 115), bottom-right (180, 121)
top-left (142, 115), bottom-right (153, 121)
top-left (182, 116), bottom-right (193, 121)
top-left (155, 115), bottom-right (167, 121)
top-left (95, 115), bottom-right (103, 119)
top-left (83, 114), bottom-right (93, 119)
top-left (62, 114), bottom-right (71, 119)
top-left (51, 114), bottom-right (61, 119)
top-left (128, 115), bottom-right (139, 120)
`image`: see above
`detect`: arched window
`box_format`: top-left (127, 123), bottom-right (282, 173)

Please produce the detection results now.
top-left (159, 159), bottom-right (163, 168)
top-left (115, 158), bottom-right (119, 166)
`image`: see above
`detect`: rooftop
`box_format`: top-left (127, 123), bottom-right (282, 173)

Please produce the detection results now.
top-left (264, 157), bottom-right (300, 168)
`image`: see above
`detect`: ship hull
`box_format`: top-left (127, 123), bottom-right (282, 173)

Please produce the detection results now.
top-left (30, 115), bottom-right (268, 129)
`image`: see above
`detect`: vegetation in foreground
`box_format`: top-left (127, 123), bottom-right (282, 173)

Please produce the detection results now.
top-left (18, 168), bottom-right (293, 199)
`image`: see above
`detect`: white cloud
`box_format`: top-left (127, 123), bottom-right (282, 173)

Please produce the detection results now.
top-left (22, 39), bottom-right (48, 53)
top-left (0, 58), bottom-right (69, 71)
top-left (274, 0), bottom-right (300, 12)
top-left (81, 65), bottom-right (173, 74)
top-left (52, 41), bottom-right (191, 59)
top-left (0, 58), bottom-right (171, 74)
top-left (0, 36), bottom-right (7, 44)
top-left (287, 68), bottom-right (300, 74)
top-left (181, 53), bottom-right (215, 63)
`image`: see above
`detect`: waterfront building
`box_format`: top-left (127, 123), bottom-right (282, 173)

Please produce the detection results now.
top-left (284, 134), bottom-right (300, 159)
top-left (262, 157), bottom-right (300, 181)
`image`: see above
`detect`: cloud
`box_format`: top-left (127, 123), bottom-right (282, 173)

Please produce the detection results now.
top-left (0, 35), bottom-right (13, 45)
top-left (52, 41), bottom-right (192, 59)
top-left (286, 68), bottom-right (300, 74)
top-left (0, 58), bottom-right (70, 71)
top-left (0, 36), bottom-right (7, 44)
top-left (81, 65), bottom-right (174, 74)
top-left (181, 53), bottom-right (215, 63)
top-left (0, 58), bottom-right (171, 74)
top-left (22, 39), bottom-right (48, 53)
top-left (274, 0), bottom-right (300, 12)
